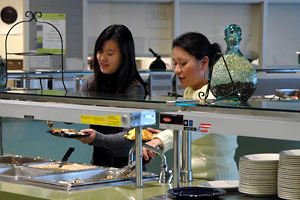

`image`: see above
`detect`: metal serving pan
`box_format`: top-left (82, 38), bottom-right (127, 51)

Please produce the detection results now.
top-left (275, 89), bottom-right (300, 99)
top-left (26, 162), bottom-right (100, 172)
top-left (0, 155), bottom-right (54, 166)
top-left (25, 167), bottom-right (158, 190)
top-left (0, 165), bottom-right (60, 181)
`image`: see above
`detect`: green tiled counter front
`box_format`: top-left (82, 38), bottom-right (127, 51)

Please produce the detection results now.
top-left (0, 180), bottom-right (175, 200)
top-left (0, 179), bottom-right (283, 200)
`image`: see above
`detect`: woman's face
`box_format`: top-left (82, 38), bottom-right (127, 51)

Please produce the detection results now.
top-left (97, 40), bottom-right (122, 74)
top-left (172, 46), bottom-right (208, 89)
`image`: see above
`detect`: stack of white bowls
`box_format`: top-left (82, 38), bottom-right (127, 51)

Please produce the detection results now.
top-left (239, 153), bottom-right (279, 196)
top-left (278, 149), bottom-right (300, 200)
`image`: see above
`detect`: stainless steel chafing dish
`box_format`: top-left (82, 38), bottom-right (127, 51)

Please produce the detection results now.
top-left (275, 89), bottom-right (300, 99)
top-left (0, 155), bottom-right (158, 190)
top-left (0, 155), bottom-right (54, 165)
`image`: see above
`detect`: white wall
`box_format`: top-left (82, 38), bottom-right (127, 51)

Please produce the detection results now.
top-left (179, 2), bottom-right (260, 60)
top-left (0, 0), bottom-right (24, 60)
top-left (267, 3), bottom-right (300, 66)
top-left (87, 1), bottom-right (173, 57)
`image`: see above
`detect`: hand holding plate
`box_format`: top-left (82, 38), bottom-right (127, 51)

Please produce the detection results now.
top-left (76, 129), bottom-right (96, 144)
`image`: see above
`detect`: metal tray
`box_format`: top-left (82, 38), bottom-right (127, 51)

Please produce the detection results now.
top-left (25, 168), bottom-right (158, 190)
top-left (0, 165), bottom-right (60, 181)
top-left (26, 162), bottom-right (100, 172)
top-left (275, 89), bottom-right (300, 99)
top-left (0, 155), bottom-right (54, 165)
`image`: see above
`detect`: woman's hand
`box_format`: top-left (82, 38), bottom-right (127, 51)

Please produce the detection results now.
top-left (77, 129), bottom-right (96, 144)
top-left (146, 127), bottom-right (161, 134)
top-left (142, 128), bottom-right (164, 164)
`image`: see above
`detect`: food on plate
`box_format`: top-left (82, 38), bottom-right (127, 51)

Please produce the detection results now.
top-left (106, 175), bottom-right (114, 180)
top-left (52, 128), bottom-right (87, 135)
top-left (31, 163), bottom-right (97, 171)
top-left (124, 129), bottom-right (157, 141)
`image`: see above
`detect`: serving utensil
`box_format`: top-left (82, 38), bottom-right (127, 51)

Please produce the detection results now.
top-left (59, 147), bottom-right (75, 168)
top-left (45, 120), bottom-right (54, 130)
top-left (115, 161), bottom-right (136, 178)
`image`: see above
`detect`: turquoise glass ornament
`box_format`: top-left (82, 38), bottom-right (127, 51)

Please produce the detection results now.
top-left (210, 24), bottom-right (257, 103)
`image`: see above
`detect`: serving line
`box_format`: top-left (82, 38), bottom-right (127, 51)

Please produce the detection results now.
top-left (0, 99), bottom-right (156, 188)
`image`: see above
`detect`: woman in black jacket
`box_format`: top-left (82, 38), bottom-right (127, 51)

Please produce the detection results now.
top-left (78, 24), bottom-right (146, 168)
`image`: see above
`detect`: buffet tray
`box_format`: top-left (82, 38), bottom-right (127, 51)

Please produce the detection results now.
top-left (23, 168), bottom-right (158, 190)
top-left (0, 155), bottom-right (54, 165)
top-left (275, 89), bottom-right (300, 99)
top-left (0, 155), bottom-right (158, 191)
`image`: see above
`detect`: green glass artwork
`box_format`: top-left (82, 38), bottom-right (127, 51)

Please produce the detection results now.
top-left (210, 24), bottom-right (257, 103)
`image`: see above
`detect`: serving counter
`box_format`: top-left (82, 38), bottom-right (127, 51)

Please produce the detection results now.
top-left (0, 89), bottom-right (300, 199)
top-left (0, 179), bottom-right (283, 200)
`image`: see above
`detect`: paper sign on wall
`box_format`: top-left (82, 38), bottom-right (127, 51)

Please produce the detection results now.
top-left (37, 13), bottom-right (66, 54)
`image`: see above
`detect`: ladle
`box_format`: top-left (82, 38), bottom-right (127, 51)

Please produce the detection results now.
top-left (59, 147), bottom-right (75, 168)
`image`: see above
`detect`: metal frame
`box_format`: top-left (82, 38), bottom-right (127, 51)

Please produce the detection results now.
top-left (159, 109), bottom-right (300, 187)
top-left (4, 11), bottom-right (67, 91)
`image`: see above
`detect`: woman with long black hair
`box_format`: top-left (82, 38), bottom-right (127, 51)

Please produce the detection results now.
top-left (78, 24), bottom-right (146, 168)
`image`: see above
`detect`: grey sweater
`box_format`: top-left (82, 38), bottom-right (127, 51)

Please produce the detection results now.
top-left (80, 75), bottom-right (146, 167)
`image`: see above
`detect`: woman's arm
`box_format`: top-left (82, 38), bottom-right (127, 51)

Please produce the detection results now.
top-left (77, 128), bottom-right (132, 149)
top-left (152, 129), bottom-right (173, 152)
top-left (142, 128), bottom-right (173, 162)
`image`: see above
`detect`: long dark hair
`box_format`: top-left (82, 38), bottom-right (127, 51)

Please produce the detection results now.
top-left (172, 32), bottom-right (222, 69)
top-left (89, 24), bottom-right (146, 94)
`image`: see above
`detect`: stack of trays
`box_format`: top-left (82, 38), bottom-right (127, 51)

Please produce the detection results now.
top-left (239, 153), bottom-right (279, 196)
top-left (278, 149), bottom-right (300, 200)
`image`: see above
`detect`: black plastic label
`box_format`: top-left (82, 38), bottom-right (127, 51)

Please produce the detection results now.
top-left (160, 114), bottom-right (183, 125)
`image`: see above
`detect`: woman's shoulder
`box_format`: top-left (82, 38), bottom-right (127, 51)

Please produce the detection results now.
top-left (184, 85), bottom-right (215, 100)
top-left (124, 81), bottom-right (146, 96)
top-left (80, 75), bottom-right (94, 92)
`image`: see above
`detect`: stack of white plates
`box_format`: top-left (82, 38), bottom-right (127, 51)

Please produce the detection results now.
top-left (239, 153), bottom-right (279, 196)
top-left (278, 149), bottom-right (300, 200)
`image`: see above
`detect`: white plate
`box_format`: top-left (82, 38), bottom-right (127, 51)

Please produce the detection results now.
top-left (280, 149), bottom-right (300, 156)
top-left (241, 154), bottom-right (279, 161)
top-left (198, 180), bottom-right (239, 190)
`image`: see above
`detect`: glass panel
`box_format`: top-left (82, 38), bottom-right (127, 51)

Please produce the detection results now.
top-left (1, 88), bottom-right (300, 113)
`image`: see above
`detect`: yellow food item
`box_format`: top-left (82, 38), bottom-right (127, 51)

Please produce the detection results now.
top-left (124, 129), bottom-right (157, 141)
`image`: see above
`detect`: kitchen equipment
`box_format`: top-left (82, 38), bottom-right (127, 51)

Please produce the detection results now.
top-left (28, 162), bottom-right (98, 172)
top-left (0, 155), bottom-right (53, 165)
top-left (24, 167), bottom-right (158, 190)
top-left (128, 143), bottom-right (172, 184)
top-left (115, 161), bottom-right (136, 178)
top-left (0, 165), bottom-right (58, 181)
top-left (210, 24), bottom-right (257, 103)
top-left (59, 147), bottom-right (75, 168)
top-left (275, 89), bottom-right (300, 100)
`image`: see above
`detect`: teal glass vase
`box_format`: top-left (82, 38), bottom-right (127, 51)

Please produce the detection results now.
top-left (0, 56), bottom-right (7, 91)
top-left (210, 24), bottom-right (257, 103)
